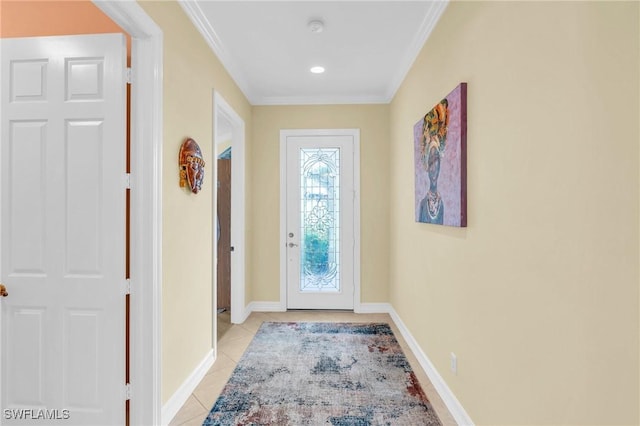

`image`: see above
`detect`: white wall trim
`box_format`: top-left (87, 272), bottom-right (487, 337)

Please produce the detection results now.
top-left (161, 349), bottom-right (215, 426)
top-left (352, 131), bottom-right (362, 311)
top-left (254, 94), bottom-right (389, 106)
top-left (384, 0), bottom-right (449, 102)
top-left (178, 0), bottom-right (448, 106)
top-left (279, 135), bottom-right (288, 311)
top-left (389, 307), bottom-right (475, 426)
top-left (213, 92), bottom-right (247, 325)
top-left (249, 301), bottom-right (287, 312)
top-left (91, 2), bottom-right (163, 426)
top-left (179, 0), bottom-right (254, 103)
top-left (231, 301), bottom-right (285, 325)
top-left (238, 303), bottom-right (252, 324)
top-left (354, 302), bottom-right (393, 314)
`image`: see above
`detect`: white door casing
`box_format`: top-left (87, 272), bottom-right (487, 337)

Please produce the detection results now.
top-left (80, 2), bottom-right (163, 424)
top-left (89, 2), bottom-right (164, 425)
top-left (280, 129), bottom-right (360, 310)
top-left (1, 34), bottom-right (126, 425)
top-left (213, 92), bottom-right (246, 326)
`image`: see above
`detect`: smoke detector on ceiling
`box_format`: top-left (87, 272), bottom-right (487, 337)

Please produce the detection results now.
top-left (308, 20), bottom-right (325, 33)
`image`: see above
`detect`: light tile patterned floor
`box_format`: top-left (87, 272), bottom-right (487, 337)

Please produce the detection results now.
top-left (169, 311), bottom-right (458, 426)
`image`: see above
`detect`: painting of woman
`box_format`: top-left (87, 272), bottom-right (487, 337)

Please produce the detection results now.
top-left (414, 83), bottom-right (467, 227)
top-left (418, 100), bottom-right (448, 224)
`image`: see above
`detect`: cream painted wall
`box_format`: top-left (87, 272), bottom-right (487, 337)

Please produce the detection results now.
top-left (250, 105), bottom-right (390, 304)
top-left (136, 1), bottom-right (252, 404)
top-left (217, 138), bottom-right (232, 156)
top-left (389, 1), bottom-right (639, 425)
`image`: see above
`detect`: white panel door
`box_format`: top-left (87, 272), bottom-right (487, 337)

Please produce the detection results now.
top-left (284, 130), bottom-right (358, 310)
top-left (0, 34), bottom-right (126, 425)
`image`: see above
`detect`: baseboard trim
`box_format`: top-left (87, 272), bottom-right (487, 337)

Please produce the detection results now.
top-left (161, 349), bottom-right (215, 426)
top-left (354, 302), bottom-right (393, 313)
top-left (245, 301), bottom-right (286, 317)
top-left (235, 303), bottom-right (252, 324)
top-left (389, 307), bottom-right (475, 426)
top-left (249, 301), bottom-right (389, 314)
top-left (249, 301), bottom-right (286, 312)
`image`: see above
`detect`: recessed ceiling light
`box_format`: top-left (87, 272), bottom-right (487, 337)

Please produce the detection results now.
top-left (308, 20), bottom-right (324, 33)
top-left (310, 66), bottom-right (325, 74)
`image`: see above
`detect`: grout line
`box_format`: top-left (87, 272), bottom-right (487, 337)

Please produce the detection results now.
top-left (190, 393), bottom-right (209, 413)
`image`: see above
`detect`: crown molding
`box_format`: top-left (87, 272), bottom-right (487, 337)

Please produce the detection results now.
top-left (384, 0), bottom-right (449, 102)
top-left (254, 94), bottom-right (389, 106)
top-left (178, 0), bottom-right (257, 103)
top-left (180, 0), bottom-right (449, 106)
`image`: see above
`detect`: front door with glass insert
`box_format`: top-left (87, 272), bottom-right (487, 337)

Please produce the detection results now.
top-left (283, 130), bottom-right (358, 309)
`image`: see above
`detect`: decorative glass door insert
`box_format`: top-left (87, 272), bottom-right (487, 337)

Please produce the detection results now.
top-left (299, 148), bottom-right (340, 292)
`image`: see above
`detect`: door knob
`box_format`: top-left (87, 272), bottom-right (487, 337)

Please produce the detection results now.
top-left (0, 284), bottom-right (7, 297)
top-left (288, 242), bottom-right (298, 248)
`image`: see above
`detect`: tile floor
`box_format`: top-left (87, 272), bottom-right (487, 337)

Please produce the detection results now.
top-left (169, 310), bottom-right (457, 426)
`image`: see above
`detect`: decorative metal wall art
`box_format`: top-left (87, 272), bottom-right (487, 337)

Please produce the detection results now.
top-left (414, 83), bottom-right (467, 227)
top-left (179, 137), bottom-right (205, 194)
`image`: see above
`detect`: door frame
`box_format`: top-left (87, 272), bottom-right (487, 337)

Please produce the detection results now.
top-left (213, 90), bottom-right (249, 326)
top-left (90, 3), bottom-right (163, 425)
top-left (213, 92), bottom-right (246, 326)
top-left (279, 129), bottom-right (361, 311)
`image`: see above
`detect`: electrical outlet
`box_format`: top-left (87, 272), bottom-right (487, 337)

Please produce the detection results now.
top-left (450, 352), bottom-right (457, 375)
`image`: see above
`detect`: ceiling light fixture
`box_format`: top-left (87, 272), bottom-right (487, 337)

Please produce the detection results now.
top-left (308, 20), bottom-right (324, 34)
top-left (310, 66), bottom-right (325, 74)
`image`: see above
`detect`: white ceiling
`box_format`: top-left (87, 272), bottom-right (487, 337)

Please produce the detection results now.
top-left (179, 1), bottom-right (448, 106)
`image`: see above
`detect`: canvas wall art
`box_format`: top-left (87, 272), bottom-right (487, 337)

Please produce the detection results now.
top-left (414, 83), bottom-right (467, 227)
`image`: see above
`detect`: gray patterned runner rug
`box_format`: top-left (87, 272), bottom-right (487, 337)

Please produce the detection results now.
top-left (203, 321), bottom-right (442, 425)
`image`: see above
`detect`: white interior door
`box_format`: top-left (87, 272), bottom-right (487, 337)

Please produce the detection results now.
top-left (1, 34), bottom-right (127, 425)
top-left (283, 130), bottom-right (359, 310)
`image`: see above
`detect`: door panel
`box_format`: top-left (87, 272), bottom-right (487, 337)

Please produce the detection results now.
top-left (217, 158), bottom-right (231, 311)
top-left (65, 310), bottom-right (100, 408)
top-left (66, 120), bottom-right (105, 275)
top-left (8, 309), bottom-right (45, 405)
top-left (285, 132), bottom-right (356, 310)
top-left (8, 121), bottom-right (47, 275)
top-left (1, 34), bottom-right (126, 425)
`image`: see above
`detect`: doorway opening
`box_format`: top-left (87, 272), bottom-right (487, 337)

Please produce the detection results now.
top-left (213, 92), bottom-right (246, 349)
top-left (215, 114), bottom-right (232, 338)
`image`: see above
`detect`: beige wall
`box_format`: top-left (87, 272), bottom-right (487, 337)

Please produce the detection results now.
top-left (137, 1), bottom-right (252, 404)
top-left (250, 105), bottom-right (390, 304)
top-left (389, 1), bottom-right (639, 424)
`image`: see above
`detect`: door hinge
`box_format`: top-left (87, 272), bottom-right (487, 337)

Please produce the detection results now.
top-left (125, 278), bottom-right (131, 296)
top-left (126, 67), bottom-right (132, 85)
top-left (124, 173), bottom-right (131, 190)
top-left (125, 383), bottom-right (131, 400)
